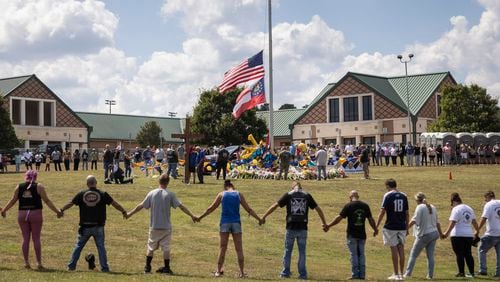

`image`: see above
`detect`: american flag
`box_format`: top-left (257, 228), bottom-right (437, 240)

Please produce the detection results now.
top-left (218, 50), bottom-right (265, 93)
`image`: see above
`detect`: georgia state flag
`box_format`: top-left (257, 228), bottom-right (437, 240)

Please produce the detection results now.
top-left (232, 78), bottom-right (266, 119)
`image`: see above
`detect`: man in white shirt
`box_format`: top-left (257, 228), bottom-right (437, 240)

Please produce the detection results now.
top-left (476, 191), bottom-right (500, 277)
top-left (315, 146), bottom-right (328, 181)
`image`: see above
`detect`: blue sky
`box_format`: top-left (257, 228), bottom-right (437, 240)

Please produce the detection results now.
top-left (104, 0), bottom-right (483, 58)
top-left (0, 0), bottom-right (497, 115)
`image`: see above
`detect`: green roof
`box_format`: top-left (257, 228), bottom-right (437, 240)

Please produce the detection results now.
top-left (0, 75), bottom-right (32, 96)
top-left (388, 72), bottom-right (449, 114)
top-left (351, 72), bottom-right (450, 115)
top-left (76, 112), bottom-right (184, 142)
top-left (256, 108), bottom-right (305, 136)
top-left (293, 71), bottom-right (453, 125)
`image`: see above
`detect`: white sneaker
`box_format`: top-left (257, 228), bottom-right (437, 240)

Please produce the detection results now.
top-left (387, 274), bottom-right (399, 280)
top-left (396, 274), bottom-right (404, 280)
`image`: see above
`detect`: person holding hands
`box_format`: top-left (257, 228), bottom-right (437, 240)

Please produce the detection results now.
top-left (262, 181), bottom-right (327, 280)
top-left (126, 173), bottom-right (197, 275)
top-left (197, 180), bottom-right (261, 278)
top-left (1, 170), bottom-right (62, 270)
top-left (325, 190), bottom-right (378, 280)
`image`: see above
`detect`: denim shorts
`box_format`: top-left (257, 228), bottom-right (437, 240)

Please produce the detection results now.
top-left (220, 222), bottom-right (242, 233)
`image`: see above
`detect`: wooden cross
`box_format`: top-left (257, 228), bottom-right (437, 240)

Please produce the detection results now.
top-left (171, 116), bottom-right (204, 184)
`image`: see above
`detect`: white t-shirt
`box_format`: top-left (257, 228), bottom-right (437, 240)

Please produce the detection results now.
top-left (449, 204), bottom-right (476, 237)
top-left (481, 199), bottom-right (500, 236)
top-left (412, 203), bottom-right (438, 237)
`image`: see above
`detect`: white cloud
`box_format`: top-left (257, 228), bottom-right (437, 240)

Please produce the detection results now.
top-left (1, 0), bottom-right (499, 120)
top-left (0, 0), bottom-right (117, 60)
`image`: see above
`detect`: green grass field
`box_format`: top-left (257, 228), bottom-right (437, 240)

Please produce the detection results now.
top-left (0, 164), bottom-right (498, 281)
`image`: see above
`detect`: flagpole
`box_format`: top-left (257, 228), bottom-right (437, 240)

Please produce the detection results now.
top-left (268, 0), bottom-right (274, 151)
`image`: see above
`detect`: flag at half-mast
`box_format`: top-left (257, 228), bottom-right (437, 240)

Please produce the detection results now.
top-left (218, 50), bottom-right (265, 93)
top-left (232, 78), bottom-right (266, 119)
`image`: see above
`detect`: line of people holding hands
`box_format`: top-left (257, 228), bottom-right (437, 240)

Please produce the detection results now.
top-left (0, 170), bottom-right (499, 280)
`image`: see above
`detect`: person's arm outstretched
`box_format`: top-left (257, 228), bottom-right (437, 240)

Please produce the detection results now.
top-left (442, 220), bottom-right (457, 238)
top-left (198, 193), bottom-right (222, 222)
top-left (376, 208), bottom-right (386, 230)
top-left (239, 192), bottom-right (261, 223)
top-left (126, 202), bottom-right (144, 219)
top-left (1, 185), bottom-right (20, 217)
top-left (368, 216), bottom-right (378, 237)
top-left (179, 204), bottom-right (197, 222)
top-left (314, 205), bottom-right (328, 230)
top-left (261, 202), bottom-right (279, 225)
top-left (326, 215), bottom-right (343, 232)
top-left (38, 184), bottom-right (63, 217)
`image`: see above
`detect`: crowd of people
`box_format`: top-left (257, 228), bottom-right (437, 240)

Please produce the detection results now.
top-left (368, 142), bottom-right (500, 167)
top-left (0, 170), bottom-right (498, 280)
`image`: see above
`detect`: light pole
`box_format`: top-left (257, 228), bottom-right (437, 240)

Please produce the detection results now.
top-left (397, 54), bottom-right (414, 144)
top-left (105, 99), bottom-right (116, 114)
top-left (168, 112), bottom-right (177, 118)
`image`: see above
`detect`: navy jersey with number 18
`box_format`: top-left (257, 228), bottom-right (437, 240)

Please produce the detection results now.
top-left (381, 191), bottom-right (408, 230)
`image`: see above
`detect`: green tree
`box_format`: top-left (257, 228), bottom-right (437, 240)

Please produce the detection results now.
top-left (191, 88), bottom-right (268, 145)
top-left (136, 121), bottom-right (163, 148)
top-left (256, 103), bottom-right (269, 111)
top-left (0, 96), bottom-right (20, 149)
top-left (278, 103), bottom-right (297, 110)
top-left (429, 84), bottom-right (500, 132)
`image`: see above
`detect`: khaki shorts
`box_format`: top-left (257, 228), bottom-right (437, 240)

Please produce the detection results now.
top-left (148, 228), bottom-right (172, 252)
top-left (382, 228), bottom-right (406, 247)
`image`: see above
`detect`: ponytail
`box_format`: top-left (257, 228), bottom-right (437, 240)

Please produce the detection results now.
top-left (415, 192), bottom-right (432, 214)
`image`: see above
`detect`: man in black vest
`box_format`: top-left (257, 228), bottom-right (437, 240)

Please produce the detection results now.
top-left (61, 175), bottom-right (128, 272)
top-left (261, 181), bottom-right (327, 279)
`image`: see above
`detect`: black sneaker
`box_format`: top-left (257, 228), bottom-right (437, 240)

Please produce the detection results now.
top-left (85, 253), bottom-right (96, 270)
top-left (455, 273), bottom-right (465, 277)
top-left (144, 265), bottom-right (151, 274)
top-left (156, 266), bottom-right (174, 275)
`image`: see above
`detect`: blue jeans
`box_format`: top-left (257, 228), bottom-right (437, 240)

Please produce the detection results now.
top-left (167, 163), bottom-right (178, 179)
top-left (68, 226), bottom-right (109, 272)
top-left (478, 235), bottom-right (500, 276)
top-left (405, 231), bottom-right (439, 278)
top-left (281, 229), bottom-right (307, 279)
top-left (347, 236), bottom-right (366, 279)
top-left (103, 161), bottom-right (111, 179)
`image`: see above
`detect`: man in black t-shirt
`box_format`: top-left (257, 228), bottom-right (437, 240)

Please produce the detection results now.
top-left (216, 145), bottom-right (229, 180)
top-left (325, 190), bottom-right (378, 280)
top-left (103, 145), bottom-right (114, 180)
top-left (60, 175), bottom-right (127, 272)
top-left (262, 181), bottom-right (327, 279)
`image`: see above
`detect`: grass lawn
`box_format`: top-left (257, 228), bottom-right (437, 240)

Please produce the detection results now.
top-left (0, 164), bottom-right (498, 281)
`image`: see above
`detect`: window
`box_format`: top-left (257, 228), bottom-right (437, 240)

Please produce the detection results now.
top-left (44, 102), bottom-right (53, 126)
top-left (324, 139), bottom-right (337, 146)
top-left (328, 98), bottom-right (339, 122)
top-left (25, 100), bottom-right (39, 126)
top-left (362, 136), bottom-right (375, 145)
top-left (362, 96), bottom-right (373, 120)
top-left (343, 137), bottom-right (356, 146)
top-left (12, 99), bottom-right (21, 125)
top-left (343, 97), bottom-right (358, 122)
